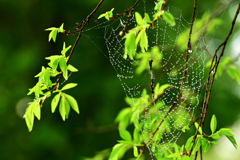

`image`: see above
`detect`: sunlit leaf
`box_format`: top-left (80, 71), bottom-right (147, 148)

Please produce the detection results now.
top-left (162, 11), bottom-right (175, 26)
top-left (109, 143), bottom-right (125, 160)
top-left (133, 146), bottom-right (138, 157)
top-left (59, 56), bottom-right (68, 80)
top-left (68, 64), bottom-right (78, 72)
top-left (51, 93), bottom-right (61, 113)
top-left (226, 135), bottom-right (238, 149)
top-left (61, 83), bottom-right (78, 91)
top-left (133, 127), bottom-right (140, 143)
top-left (33, 102), bottom-right (41, 120)
top-left (119, 128), bottom-right (132, 142)
top-left (210, 114), bottom-right (217, 133)
top-left (194, 122), bottom-right (203, 134)
top-left (61, 42), bottom-right (71, 57)
top-left (135, 12), bottom-right (144, 26)
top-left (64, 93), bottom-right (80, 114)
top-left (59, 96), bottom-right (67, 121)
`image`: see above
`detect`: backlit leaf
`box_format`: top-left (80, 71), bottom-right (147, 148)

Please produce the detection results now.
top-left (51, 93), bottom-right (61, 113)
top-left (61, 83), bottom-right (78, 91)
top-left (59, 56), bottom-right (68, 80)
top-left (119, 128), bottom-right (132, 142)
top-left (64, 93), bottom-right (80, 114)
top-left (210, 114), bottom-right (217, 133)
top-left (68, 64), bottom-right (78, 72)
top-left (162, 12), bottom-right (175, 27)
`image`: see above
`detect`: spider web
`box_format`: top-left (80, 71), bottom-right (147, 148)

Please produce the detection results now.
top-left (81, 0), bottom-right (220, 158)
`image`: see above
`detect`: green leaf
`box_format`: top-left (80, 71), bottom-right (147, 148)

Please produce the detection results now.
top-left (226, 135), bottom-right (238, 149)
top-left (117, 140), bottom-right (134, 145)
top-left (192, 137), bottom-right (201, 154)
top-left (119, 129), bottom-right (132, 142)
top-left (109, 143), bottom-right (125, 160)
top-left (202, 141), bottom-right (211, 153)
top-left (210, 114), bottom-right (217, 133)
top-left (154, 0), bottom-right (164, 10)
top-left (64, 96), bottom-right (71, 119)
top-left (194, 122), bottom-right (203, 134)
top-left (68, 64), bottom-right (78, 72)
top-left (23, 101), bottom-right (38, 132)
top-left (61, 42), bottom-right (71, 57)
top-left (162, 12), bottom-right (175, 27)
top-left (211, 141), bottom-right (218, 145)
top-left (185, 136), bottom-right (194, 151)
top-left (140, 29), bottom-right (148, 52)
top-left (211, 133), bottom-right (220, 139)
top-left (144, 13), bottom-right (152, 23)
top-left (124, 32), bottom-right (136, 60)
top-left (133, 146), bottom-right (138, 157)
top-left (45, 55), bottom-right (61, 70)
top-left (135, 12), bottom-right (144, 26)
top-left (182, 125), bottom-right (190, 132)
top-left (59, 56), bottom-right (68, 80)
top-left (33, 102), bottom-right (41, 120)
top-left (219, 128), bottom-right (235, 132)
top-left (58, 23), bottom-right (64, 32)
top-left (98, 8), bottom-right (114, 21)
top-left (59, 96), bottom-right (67, 121)
top-left (133, 127), bottom-right (140, 143)
top-left (51, 93), bottom-right (61, 113)
top-left (43, 68), bottom-right (52, 87)
top-left (50, 29), bottom-right (58, 42)
top-left (61, 83), bottom-right (78, 91)
top-left (64, 93), bottom-right (80, 114)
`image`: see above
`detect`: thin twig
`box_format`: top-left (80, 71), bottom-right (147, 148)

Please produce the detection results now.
top-left (189, 2), bottom-right (240, 156)
top-left (50, 0), bottom-right (105, 94)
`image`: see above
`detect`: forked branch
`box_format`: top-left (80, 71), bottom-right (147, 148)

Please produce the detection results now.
top-left (189, 2), bottom-right (240, 156)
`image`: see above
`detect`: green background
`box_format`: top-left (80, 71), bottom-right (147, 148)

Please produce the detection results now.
top-left (0, 0), bottom-right (240, 159)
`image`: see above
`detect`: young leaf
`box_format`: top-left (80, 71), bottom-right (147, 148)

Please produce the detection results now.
top-left (162, 12), bottom-right (176, 27)
top-left (226, 135), bottom-right (238, 149)
top-left (124, 32), bottom-right (136, 60)
top-left (23, 101), bottom-right (37, 132)
top-left (219, 128), bottom-right (235, 132)
top-left (119, 128), bottom-right (132, 142)
top-left (192, 137), bottom-right (201, 154)
top-left (202, 141), bottom-right (211, 153)
top-left (61, 42), bottom-right (72, 57)
top-left (33, 102), bottom-right (41, 120)
top-left (194, 122), bottom-right (203, 134)
top-left (135, 12), bottom-right (144, 26)
top-left (59, 56), bottom-right (68, 80)
top-left (59, 96), bottom-right (67, 121)
top-left (133, 127), bottom-right (140, 143)
top-left (98, 8), bottom-right (114, 21)
top-left (144, 13), bottom-right (152, 23)
top-left (210, 114), bottom-right (217, 133)
top-left (109, 143), bottom-right (125, 160)
top-left (51, 93), bottom-right (61, 113)
top-left (154, 0), bottom-right (164, 10)
top-left (64, 97), bottom-right (71, 119)
top-left (68, 64), bottom-right (78, 72)
top-left (211, 133), bottom-right (220, 139)
top-left (133, 146), bottom-right (138, 157)
top-left (185, 136), bottom-right (194, 151)
top-left (61, 83), bottom-right (78, 91)
top-left (64, 93), bottom-right (80, 114)
top-left (211, 141), bottom-right (218, 145)
top-left (50, 29), bottom-right (58, 42)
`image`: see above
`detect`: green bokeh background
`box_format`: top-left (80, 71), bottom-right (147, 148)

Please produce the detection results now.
top-left (1, 0), bottom-right (240, 160)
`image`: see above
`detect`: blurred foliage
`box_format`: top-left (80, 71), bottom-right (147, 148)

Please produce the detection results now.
top-left (0, 0), bottom-right (240, 160)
